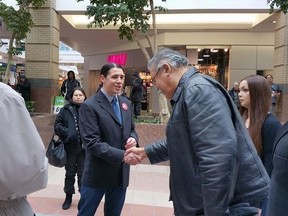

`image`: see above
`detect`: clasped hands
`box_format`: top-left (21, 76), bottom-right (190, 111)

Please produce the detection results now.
top-left (123, 147), bottom-right (146, 165)
top-left (123, 137), bottom-right (146, 165)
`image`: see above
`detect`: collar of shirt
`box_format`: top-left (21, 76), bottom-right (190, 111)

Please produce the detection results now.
top-left (100, 88), bottom-right (117, 103)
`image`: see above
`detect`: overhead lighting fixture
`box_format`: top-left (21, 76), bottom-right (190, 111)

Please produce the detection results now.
top-left (198, 59), bottom-right (203, 61)
top-left (210, 49), bottom-right (218, 53)
top-left (197, 48), bottom-right (202, 52)
top-left (203, 54), bottom-right (210, 57)
top-left (224, 48), bottom-right (229, 52)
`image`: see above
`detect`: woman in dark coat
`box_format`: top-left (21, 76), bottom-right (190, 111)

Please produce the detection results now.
top-left (54, 87), bottom-right (87, 210)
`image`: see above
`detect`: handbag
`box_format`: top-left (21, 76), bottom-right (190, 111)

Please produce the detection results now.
top-left (46, 133), bottom-right (67, 167)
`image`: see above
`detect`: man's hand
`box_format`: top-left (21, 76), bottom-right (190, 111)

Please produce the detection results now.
top-left (125, 137), bottom-right (137, 149)
top-left (125, 147), bottom-right (147, 161)
top-left (123, 152), bottom-right (142, 165)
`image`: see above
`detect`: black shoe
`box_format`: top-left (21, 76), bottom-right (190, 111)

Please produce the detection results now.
top-left (62, 194), bottom-right (72, 210)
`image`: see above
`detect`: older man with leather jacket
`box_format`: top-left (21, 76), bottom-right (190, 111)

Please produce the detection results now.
top-left (126, 48), bottom-right (270, 216)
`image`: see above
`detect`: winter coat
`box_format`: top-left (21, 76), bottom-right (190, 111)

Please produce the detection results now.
top-left (54, 102), bottom-right (83, 153)
top-left (60, 71), bottom-right (80, 100)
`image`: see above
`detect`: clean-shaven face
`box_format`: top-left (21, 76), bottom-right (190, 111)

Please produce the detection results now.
top-left (238, 80), bottom-right (250, 109)
top-left (101, 67), bottom-right (125, 96)
top-left (72, 90), bottom-right (85, 104)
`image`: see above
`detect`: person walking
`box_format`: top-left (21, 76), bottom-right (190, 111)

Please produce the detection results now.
top-left (16, 75), bottom-right (31, 101)
top-left (265, 74), bottom-right (281, 115)
top-left (0, 82), bottom-right (48, 215)
top-left (130, 71), bottom-right (143, 118)
top-left (238, 75), bottom-right (281, 177)
top-left (125, 48), bottom-right (270, 216)
top-left (54, 87), bottom-right (87, 210)
top-left (77, 63), bottom-right (140, 216)
top-left (228, 81), bottom-right (240, 109)
top-left (61, 70), bottom-right (81, 104)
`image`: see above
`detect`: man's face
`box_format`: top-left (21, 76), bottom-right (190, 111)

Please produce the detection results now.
top-left (266, 76), bottom-right (273, 84)
top-left (151, 64), bottom-right (175, 100)
top-left (234, 82), bottom-right (239, 91)
top-left (101, 67), bottom-right (125, 96)
top-left (68, 73), bottom-right (74, 79)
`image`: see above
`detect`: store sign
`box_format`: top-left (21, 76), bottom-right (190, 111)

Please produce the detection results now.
top-left (107, 53), bottom-right (127, 66)
top-left (53, 96), bottom-right (64, 114)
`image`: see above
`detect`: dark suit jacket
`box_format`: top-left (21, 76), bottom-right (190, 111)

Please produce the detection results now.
top-left (79, 91), bottom-right (138, 189)
top-left (266, 121), bottom-right (288, 216)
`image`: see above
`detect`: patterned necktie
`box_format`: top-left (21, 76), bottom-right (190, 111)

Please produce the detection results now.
top-left (112, 96), bottom-right (122, 124)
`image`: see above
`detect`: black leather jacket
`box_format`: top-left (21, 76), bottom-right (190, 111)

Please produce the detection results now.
top-left (145, 68), bottom-right (270, 216)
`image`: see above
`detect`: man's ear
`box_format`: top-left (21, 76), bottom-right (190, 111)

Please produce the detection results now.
top-left (100, 75), bottom-right (105, 83)
top-left (162, 63), bottom-right (171, 75)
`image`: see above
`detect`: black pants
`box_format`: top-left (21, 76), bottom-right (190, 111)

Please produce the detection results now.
top-left (132, 100), bottom-right (141, 116)
top-left (64, 150), bottom-right (85, 194)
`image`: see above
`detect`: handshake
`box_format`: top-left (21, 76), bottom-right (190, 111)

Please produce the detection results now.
top-left (123, 147), bottom-right (146, 165)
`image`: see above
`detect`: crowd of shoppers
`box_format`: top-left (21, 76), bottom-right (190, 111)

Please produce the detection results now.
top-left (5, 48), bottom-right (288, 216)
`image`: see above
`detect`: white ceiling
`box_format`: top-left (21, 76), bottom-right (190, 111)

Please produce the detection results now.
top-left (1, 0), bottom-right (279, 57)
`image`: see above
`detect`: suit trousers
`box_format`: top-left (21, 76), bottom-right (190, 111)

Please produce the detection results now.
top-left (78, 185), bottom-right (127, 216)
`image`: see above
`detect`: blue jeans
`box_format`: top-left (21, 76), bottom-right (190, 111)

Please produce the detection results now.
top-left (77, 185), bottom-right (127, 216)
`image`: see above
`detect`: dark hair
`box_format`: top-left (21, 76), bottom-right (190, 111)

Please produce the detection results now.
top-left (239, 75), bottom-right (271, 155)
top-left (100, 63), bottom-right (123, 77)
top-left (70, 87), bottom-right (87, 100)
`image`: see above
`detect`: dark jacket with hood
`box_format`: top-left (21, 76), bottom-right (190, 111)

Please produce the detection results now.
top-left (61, 71), bottom-right (81, 100)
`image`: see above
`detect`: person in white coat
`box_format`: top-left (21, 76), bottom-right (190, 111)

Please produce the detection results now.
top-left (0, 82), bottom-right (48, 216)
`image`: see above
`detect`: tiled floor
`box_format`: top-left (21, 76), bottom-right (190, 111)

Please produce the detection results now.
top-left (29, 164), bottom-right (173, 216)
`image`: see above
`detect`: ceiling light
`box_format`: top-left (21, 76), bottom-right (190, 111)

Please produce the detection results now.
top-left (203, 54), bottom-right (210, 57)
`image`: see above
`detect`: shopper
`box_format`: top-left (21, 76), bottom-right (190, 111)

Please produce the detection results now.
top-left (61, 70), bottom-right (81, 104)
top-left (265, 74), bottom-right (281, 115)
top-left (125, 48), bottom-right (270, 216)
top-left (16, 74), bottom-right (31, 101)
top-left (0, 82), bottom-right (48, 215)
top-left (130, 71), bottom-right (143, 118)
top-left (54, 87), bottom-right (87, 210)
top-left (77, 63), bottom-right (140, 216)
top-left (228, 81), bottom-right (240, 109)
top-left (238, 75), bottom-right (281, 177)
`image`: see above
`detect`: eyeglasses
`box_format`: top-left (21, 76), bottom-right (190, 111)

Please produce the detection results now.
top-left (152, 66), bottom-right (163, 84)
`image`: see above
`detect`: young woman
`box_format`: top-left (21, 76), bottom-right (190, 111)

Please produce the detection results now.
top-left (238, 75), bottom-right (281, 177)
top-left (54, 87), bottom-right (87, 210)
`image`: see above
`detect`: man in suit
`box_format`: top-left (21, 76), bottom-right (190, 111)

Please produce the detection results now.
top-left (77, 63), bottom-right (140, 216)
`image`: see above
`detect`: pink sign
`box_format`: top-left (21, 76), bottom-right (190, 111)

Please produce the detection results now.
top-left (107, 53), bottom-right (127, 66)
